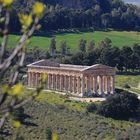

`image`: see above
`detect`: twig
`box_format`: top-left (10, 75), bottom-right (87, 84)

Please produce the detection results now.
top-left (0, 17), bottom-right (39, 77)
top-left (0, 11), bottom-right (10, 64)
top-left (0, 112), bottom-right (9, 129)
top-left (0, 86), bottom-right (43, 129)
top-left (9, 48), bottom-right (26, 85)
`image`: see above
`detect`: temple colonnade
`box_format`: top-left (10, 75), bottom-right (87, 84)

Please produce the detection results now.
top-left (28, 72), bottom-right (115, 96)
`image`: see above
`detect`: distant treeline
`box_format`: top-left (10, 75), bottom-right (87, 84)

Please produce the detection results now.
top-left (9, 0), bottom-right (140, 33)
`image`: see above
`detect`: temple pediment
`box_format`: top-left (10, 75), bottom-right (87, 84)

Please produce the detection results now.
top-left (82, 64), bottom-right (116, 72)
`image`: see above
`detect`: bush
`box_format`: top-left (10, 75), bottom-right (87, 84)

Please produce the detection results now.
top-left (97, 92), bottom-right (140, 120)
top-left (123, 83), bottom-right (131, 89)
top-left (46, 128), bottom-right (52, 140)
top-left (86, 103), bottom-right (97, 113)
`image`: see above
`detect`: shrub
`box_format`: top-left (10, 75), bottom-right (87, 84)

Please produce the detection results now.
top-left (123, 83), bottom-right (131, 89)
top-left (97, 92), bottom-right (140, 120)
top-left (86, 103), bottom-right (97, 113)
top-left (46, 128), bottom-right (52, 140)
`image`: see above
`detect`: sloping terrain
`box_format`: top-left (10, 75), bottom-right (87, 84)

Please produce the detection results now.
top-left (3, 91), bottom-right (140, 140)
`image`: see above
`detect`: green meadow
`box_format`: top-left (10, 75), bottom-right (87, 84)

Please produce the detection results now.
top-left (116, 75), bottom-right (140, 94)
top-left (3, 31), bottom-right (140, 51)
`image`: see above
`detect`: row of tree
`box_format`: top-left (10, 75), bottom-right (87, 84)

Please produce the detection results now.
top-left (62, 43), bottom-right (140, 72)
top-left (23, 37), bottom-right (140, 73)
top-left (9, 0), bottom-right (140, 33)
top-left (49, 37), bottom-right (112, 56)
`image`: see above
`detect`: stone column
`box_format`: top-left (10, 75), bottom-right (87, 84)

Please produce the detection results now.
top-left (49, 74), bottom-right (52, 90)
top-left (110, 76), bottom-right (115, 94)
top-left (53, 74), bottom-right (56, 90)
top-left (104, 76), bottom-right (108, 94)
top-left (60, 75), bottom-right (62, 91)
top-left (93, 76), bottom-right (97, 94)
top-left (49, 74), bottom-right (52, 89)
top-left (107, 76), bottom-right (111, 94)
top-left (32, 72), bottom-right (35, 87)
top-left (103, 76), bottom-right (105, 93)
top-left (72, 76), bottom-right (76, 94)
top-left (34, 72), bottom-right (37, 88)
top-left (45, 73), bottom-right (47, 89)
top-left (99, 76), bottom-right (103, 95)
top-left (32, 73), bottom-right (34, 87)
top-left (54, 74), bottom-right (56, 90)
top-left (55, 74), bottom-right (57, 90)
top-left (87, 76), bottom-right (90, 93)
top-left (28, 72), bottom-right (31, 87)
top-left (84, 76), bottom-right (87, 93)
top-left (60, 75), bottom-right (64, 92)
top-left (35, 73), bottom-right (38, 87)
top-left (68, 76), bottom-right (71, 93)
top-left (47, 74), bottom-right (50, 89)
top-left (66, 75), bottom-right (69, 92)
top-left (56, 75), bottom-right (59, 90)
top-left (30, 72), bottom-right (32, 87)
top-left (90, 76), bottom-right (93, 93)
top-left (64, 75), bottom-right (67, 92)
top-left (77, 77), bottom-right (80, 94)
top-left (69, 76), bottom-right (73, 93)
top-left (58, 75), bottom-right (60, 91)
top-left (81, 75), bottom-right (85, 96)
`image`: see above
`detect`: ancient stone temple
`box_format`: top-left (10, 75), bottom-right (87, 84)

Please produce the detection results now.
top-left (27, 60), bottom-right (116, 97)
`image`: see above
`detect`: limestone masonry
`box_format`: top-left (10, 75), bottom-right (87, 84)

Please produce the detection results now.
top-left (27, 60), bottom-right (116, 97)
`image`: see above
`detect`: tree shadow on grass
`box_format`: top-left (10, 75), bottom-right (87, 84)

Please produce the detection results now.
top-left (18, 113), bottom-right (38, 127)
top-left (0, 112), bottom-right (38, 138)
top-left (0, 131), bottom-right (12, 137)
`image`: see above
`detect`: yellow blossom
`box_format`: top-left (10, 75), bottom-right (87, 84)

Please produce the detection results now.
top-left (12, 83), bottom-right (23, 96)
top-left (42, 73), bottom-right (47, 82)
top-left (13, 120), bottom-right (21, 129)
top-left (19, 14), bottom-right (33, 29)
top-left (1, 0), bottom-right (13, 6)
top-left (33, 2), bottom-right (45, 18)
top-left (52, 131), bottom-right (58, 140)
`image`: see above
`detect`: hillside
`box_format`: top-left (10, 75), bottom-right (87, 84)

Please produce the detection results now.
top-left (11, 0), bottom-right (140, 33)
top-left (4, 91), bottom-right (140, 140)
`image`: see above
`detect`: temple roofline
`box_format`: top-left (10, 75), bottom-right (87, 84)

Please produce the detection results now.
top-left (27, 59), bottom-right (117, 72)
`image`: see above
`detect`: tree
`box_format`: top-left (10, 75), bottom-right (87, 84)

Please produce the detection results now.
top-left (0, 1), bottom-right (46, 130)
top-left (121, 46), bottom-right (133, 72)
top-left (70, 52), bottom-right (85, 65)
top-left (79, 39), bottom-right (87, 52)
top-left (99, 38), bottom-right (112, 48)
top-left (87, 40), bottom-right (95, 52)
top-left (50, 38), bottom-right (56, 56)
top-left (132, 44), bottom-right (140, 71)
top-left (60, 40), bottom-right (67, 56)
top-left (100, 47), bottom-right (120, 67)
top-left (97, 92), bottom-right (140, 120)
top-left (101, 13), bottom-right (111, 29)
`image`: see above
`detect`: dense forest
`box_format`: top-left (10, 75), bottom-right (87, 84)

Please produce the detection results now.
top-left (9, 0), bottom-right (140, 33)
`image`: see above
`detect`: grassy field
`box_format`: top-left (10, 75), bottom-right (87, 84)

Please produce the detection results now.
top-left (116, 75), bottom-right (140, 94)
top-left (3, 31), bottom-right (140, 51)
